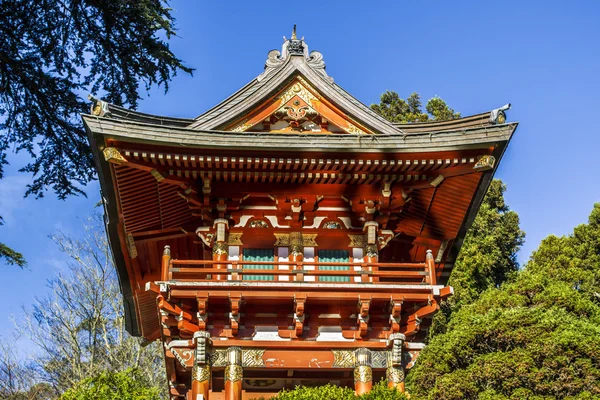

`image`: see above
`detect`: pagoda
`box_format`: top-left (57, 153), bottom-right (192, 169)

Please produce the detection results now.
top-left (84, 29), bottom-right (517, 400)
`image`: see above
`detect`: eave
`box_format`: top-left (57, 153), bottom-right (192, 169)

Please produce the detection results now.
top-left (82, 114), bottom-right (517, 154)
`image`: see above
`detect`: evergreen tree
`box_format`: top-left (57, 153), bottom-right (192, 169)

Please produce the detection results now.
top-left (430, 180), bottom-right (525, 336)
top-left (370, 92), bottom-right (459, 123)
top-left (0, 0), bottom-right (192, 266)
top-left (407, 204), bottom-right (600, 399)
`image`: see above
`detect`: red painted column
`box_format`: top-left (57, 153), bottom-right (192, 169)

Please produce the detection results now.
top-left (191, 331), bottom-right (211, 400)
top-left (354, 348), bottom-right (373, 395)
top-left (387, 333), bottom-right (406, 392)
top-left (224, 347), bottom-right (242, 400)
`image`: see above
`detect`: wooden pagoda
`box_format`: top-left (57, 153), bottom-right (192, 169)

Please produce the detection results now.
top-left (84, 30), bottom-right (517, 400)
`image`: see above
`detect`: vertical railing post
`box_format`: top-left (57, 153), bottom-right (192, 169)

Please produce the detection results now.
top-left (213, 218), bottom-right (229, 281)
top-left (161, 245), bottom-right (171, 281)
top-left (364, 222), bottom-right (379, 283)
top-left (290, 232), bottom-right (304, 282)
top-left (425, 249), bottom-right (436, 285)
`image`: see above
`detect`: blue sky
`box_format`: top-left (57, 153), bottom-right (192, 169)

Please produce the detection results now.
top-left (1, 1), bottom-right (599, 341)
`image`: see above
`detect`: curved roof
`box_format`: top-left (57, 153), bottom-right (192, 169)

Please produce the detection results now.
top-left (89, 36), bottom-right (509, 136)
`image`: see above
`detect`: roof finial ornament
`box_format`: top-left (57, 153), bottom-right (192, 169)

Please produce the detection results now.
top-left (292, 24), bottom-right (297, 40)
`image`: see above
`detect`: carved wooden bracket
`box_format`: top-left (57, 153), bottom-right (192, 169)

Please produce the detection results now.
top-left (389, 297), bottom-right (403, 333)
top-left (357, 297), bottom-right (371, 338)
top-left (197, 295), bottom-right (209, 331)
top-left (294, 294), bottom-right (307, 338)
top-left (229, 294), bottom-right (243, 336)
top-left (377, 230), bottom-right (395, 251)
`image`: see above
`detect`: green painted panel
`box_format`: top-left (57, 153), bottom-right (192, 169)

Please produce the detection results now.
top-left (318, 249), bottom-right (350, 282)
top-left (243, 248), bottom-right (274, 281)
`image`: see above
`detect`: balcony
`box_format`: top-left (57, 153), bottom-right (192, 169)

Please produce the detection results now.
top-left (166, 259), bottom-right (437, 285)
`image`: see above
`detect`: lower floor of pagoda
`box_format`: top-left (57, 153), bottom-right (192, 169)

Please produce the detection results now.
top-left (167, 338), bottom-right (412, 399)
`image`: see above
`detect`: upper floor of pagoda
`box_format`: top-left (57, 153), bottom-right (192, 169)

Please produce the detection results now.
top-left (83, 28), bottom-right (518, 337)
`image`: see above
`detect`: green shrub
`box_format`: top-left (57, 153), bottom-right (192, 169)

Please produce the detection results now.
top-left (60, 368), bottom-right (161, 400)
top-left (254, 380), bottom-right (408, 400)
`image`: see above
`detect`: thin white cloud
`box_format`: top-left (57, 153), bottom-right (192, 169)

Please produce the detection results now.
top-left (0, 174), bottom-right (29, 222)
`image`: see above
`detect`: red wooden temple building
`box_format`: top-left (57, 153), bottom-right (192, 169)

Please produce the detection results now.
top-left (84, 30), bottom-right (517, 399)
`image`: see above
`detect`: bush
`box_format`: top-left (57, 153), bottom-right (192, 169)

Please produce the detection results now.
top-left (254, 380), bottom-right (408, 400)
top-left (60, 368), bottom-right (161, 400)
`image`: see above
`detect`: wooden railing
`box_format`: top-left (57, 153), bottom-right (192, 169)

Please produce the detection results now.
top-left (164, 259), bottom-right (436, 285)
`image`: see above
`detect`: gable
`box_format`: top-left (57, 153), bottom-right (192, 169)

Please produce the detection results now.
top-left (223, 77), bottom-right (373, 134)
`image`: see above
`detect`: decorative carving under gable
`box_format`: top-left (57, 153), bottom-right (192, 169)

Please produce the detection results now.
top-left (227, 233), bottom-right (243, 246)
top-left (332, 350), bottom-right (355, 368)
top-left (278, 81), bottom-right (319, 106)
top-left (230, 121), bottom-right (253, 133)
top-left (348, 234), bottom-right (366, 248)
top-left (346, 121), bottom-right (367, 135)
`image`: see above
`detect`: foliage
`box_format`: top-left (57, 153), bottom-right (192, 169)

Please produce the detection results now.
top-left (259, 380), bottom-right (408, 400)
top-left (407, 204), bottom-right (600, 399)
top-left (430, 180), bottom-right (525, 336)
top-left (370, 92), bottom-right (460, 123)
top-left (0, 0), bottom-right (192, 199)
top-left (60, 368), bottom-right (161, 400)
top-left (11, 215), bottom-right (165, 397)
top-left (0, 216), bottom-right (26, 267)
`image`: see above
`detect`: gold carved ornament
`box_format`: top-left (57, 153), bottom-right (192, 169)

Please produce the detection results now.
top-left (353, 365), bottom-right (373, 383)
top-left (274, 233), bottom-right (290, 247)
top-left (332, 350), bottom-right (355, 368)
top-left (302, 234), bottom-right (318, 247)
top-left (242, 349), bottom-right (266, 368)
top-left (192, 364), bottom-right (211, 382)
top-left (210, 349), bottom-right (227, 367)
top-left (386, 366), bottom-right (405, 383)
top-left (212, 242), bottom-right (228, 256)
top-left (227, 233), bottom-right (243, 246)
top-left (474, 155), bottom-right (496, 171)
top-left (224, 365), bottom-right (243, 383)
top-left (348, 234), bottom-right (366, 248)
top-left (102, 147), bottom-right (127, 165)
